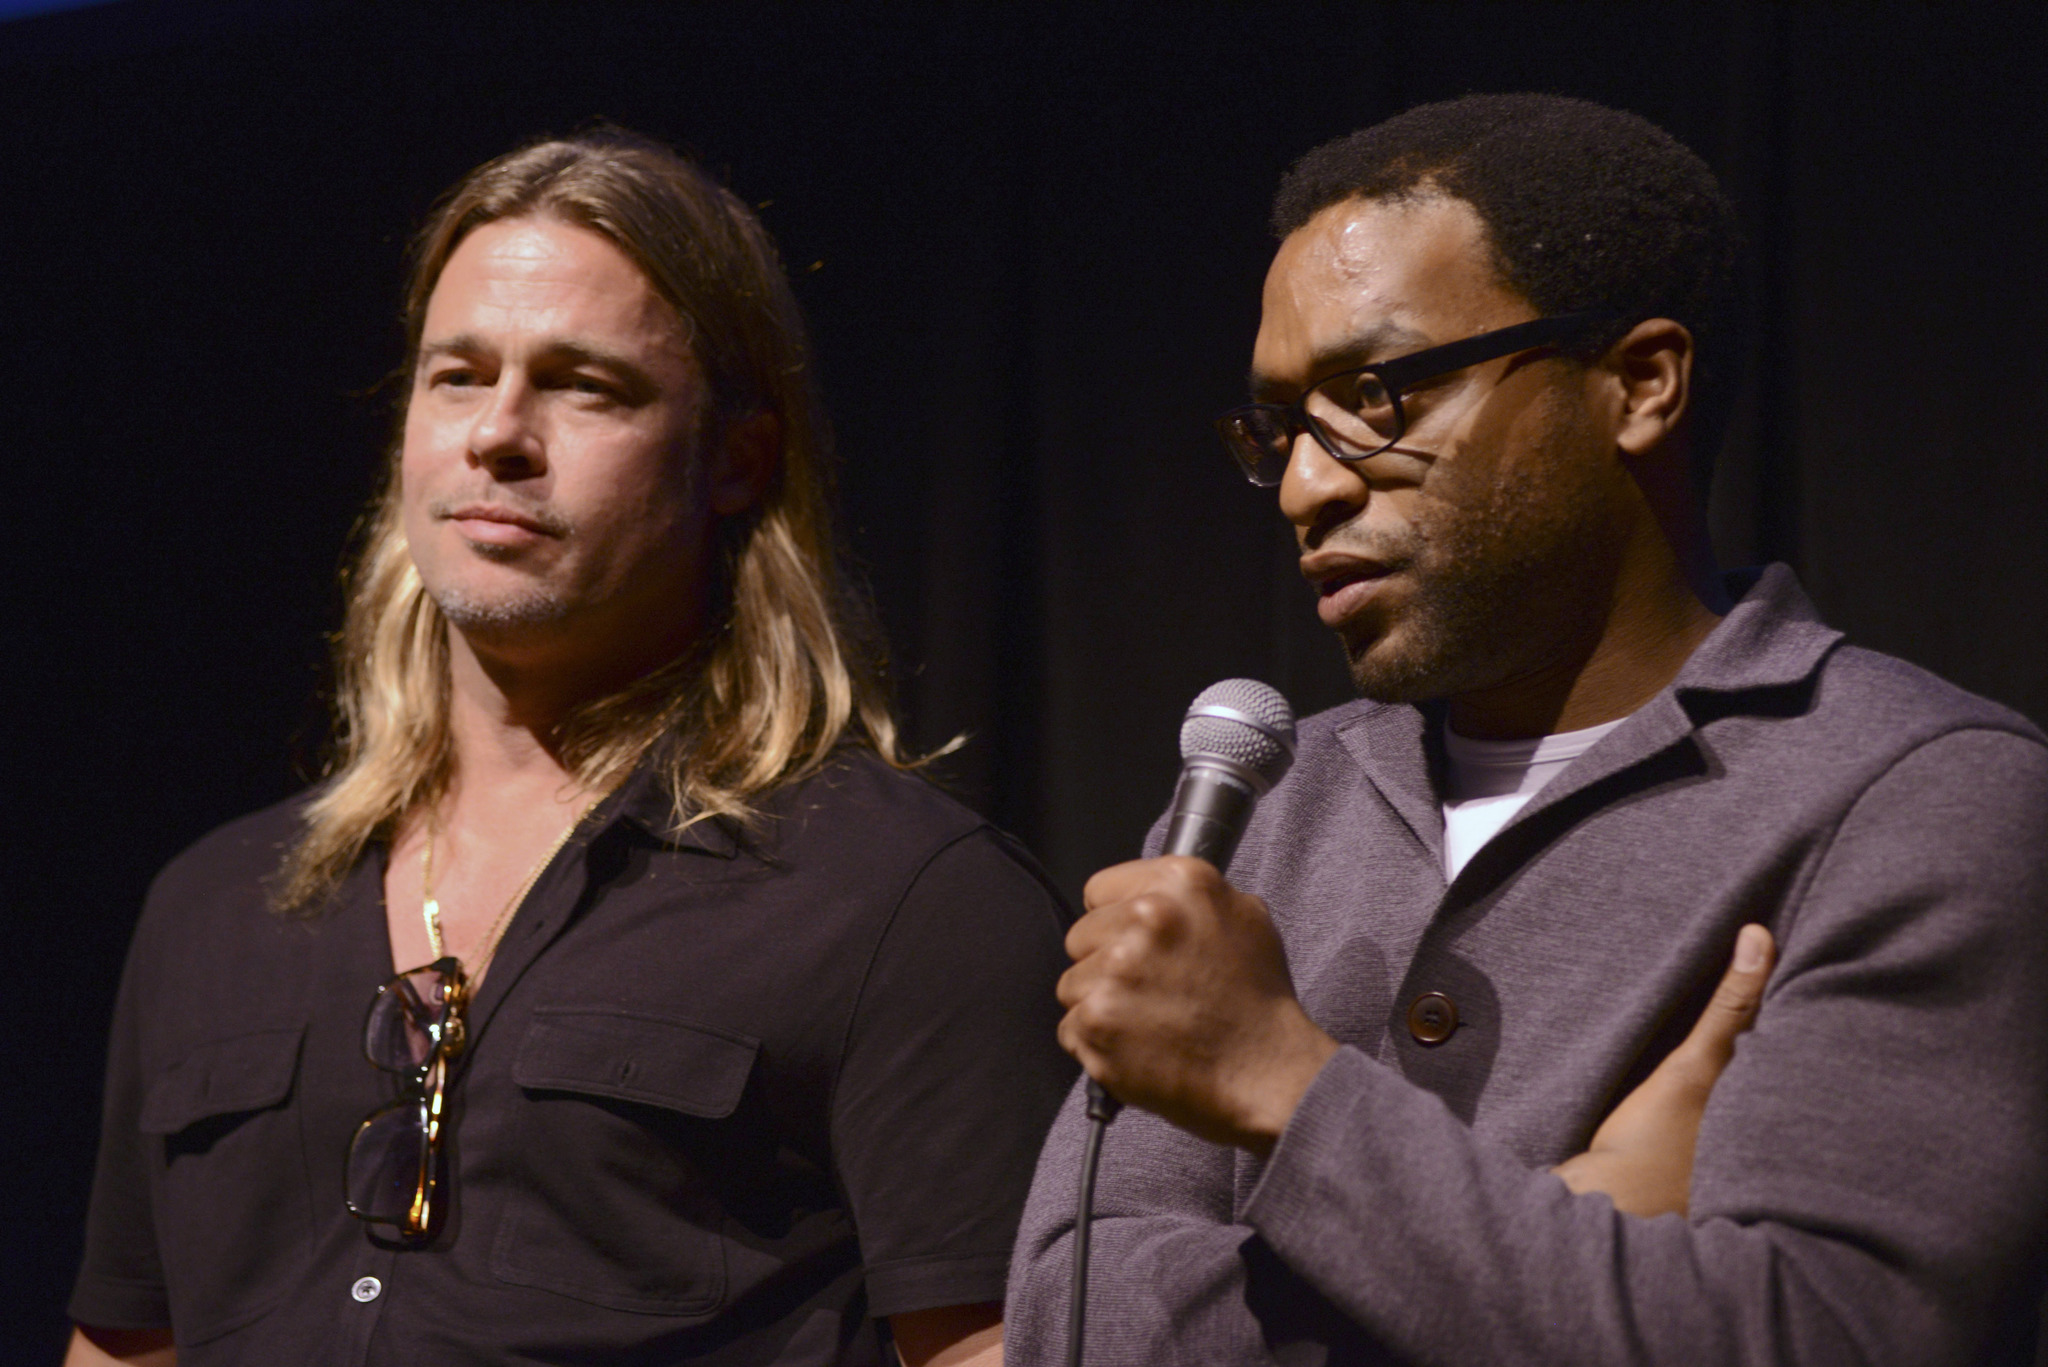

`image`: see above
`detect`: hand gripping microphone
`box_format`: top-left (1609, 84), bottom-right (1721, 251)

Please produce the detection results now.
top-left (1069, 679), bottom-right (1296, 1367)
top-left (1084, 679), bottom-right (1297, 1131)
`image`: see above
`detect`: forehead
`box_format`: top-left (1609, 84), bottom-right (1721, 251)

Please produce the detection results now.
top-left (422, 216), bottom-right (689, 354)
top-left (1253, 193), bottom-right (1525, 382)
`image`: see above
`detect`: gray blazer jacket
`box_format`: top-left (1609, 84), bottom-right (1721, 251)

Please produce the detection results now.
top-left (1009, 566), bottom-right (2048, 1365)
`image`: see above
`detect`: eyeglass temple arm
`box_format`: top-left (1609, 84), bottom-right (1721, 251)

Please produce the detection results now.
top-left (1372, 311), bottom-right (1615, 394)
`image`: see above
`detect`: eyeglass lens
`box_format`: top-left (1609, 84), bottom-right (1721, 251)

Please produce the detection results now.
top-left (1222, 370), bottom-right (1402, 486)
top-left (1305, 371), bottom-right (1399, 453)
top-left (1218, 413), bottom-right (1291, 487)
top-left (364, 963), bottom-right (456, 1071)
top-left (346, 1093), bottom-right (435, 1226)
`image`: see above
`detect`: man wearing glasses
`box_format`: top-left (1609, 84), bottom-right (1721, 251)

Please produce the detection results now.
top-left (65, 131), bottom-right (1072, 1367)
top-left (1009, 95), bottom-right (2048, 1363)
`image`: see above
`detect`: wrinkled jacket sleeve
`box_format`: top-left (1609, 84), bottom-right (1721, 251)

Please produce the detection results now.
top-left (1007, 728), bottom-right (2048, 1365)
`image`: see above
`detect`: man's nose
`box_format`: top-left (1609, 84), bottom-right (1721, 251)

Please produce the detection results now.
top-left (466, 379), bottom-right (544, 478)
top-left (1276, 429), bottom-right (1368, 539)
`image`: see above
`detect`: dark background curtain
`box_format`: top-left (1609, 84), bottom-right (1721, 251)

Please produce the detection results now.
top-left (5, 1), bottom-right (2044, 1351)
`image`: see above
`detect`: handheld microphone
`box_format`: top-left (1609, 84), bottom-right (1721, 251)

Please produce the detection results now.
top-left (1069, 679), bottom-right (1296, 1367)
top-left (1162, 677), bottom-right (1300, 865)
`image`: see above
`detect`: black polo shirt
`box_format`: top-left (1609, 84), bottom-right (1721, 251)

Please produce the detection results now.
top-left (71, 751), bottom-right (1078, 1366)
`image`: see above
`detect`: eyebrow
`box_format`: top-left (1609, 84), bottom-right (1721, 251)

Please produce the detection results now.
top-left (417, 333), bottom-right (490, 366)
top-left (1247, 320), bottom-right (1432, 401)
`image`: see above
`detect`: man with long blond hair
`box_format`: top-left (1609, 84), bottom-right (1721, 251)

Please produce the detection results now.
top-left (66, 129), bottom-right (1070, 1367)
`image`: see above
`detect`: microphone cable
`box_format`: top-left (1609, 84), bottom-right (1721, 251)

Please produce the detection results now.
top-left (1067, 1079), bottom-right (1121, 1367)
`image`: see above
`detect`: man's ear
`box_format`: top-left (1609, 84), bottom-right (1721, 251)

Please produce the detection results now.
top-left (707, 410), bottom-right (782, 517)
top-left (1598, 317), bottom-right (1723, 607)
top-left (1604, 317), bottom-right (1694, 462)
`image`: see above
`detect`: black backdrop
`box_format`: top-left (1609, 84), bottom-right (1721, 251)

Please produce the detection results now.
top-left (5, 2), bottom-right (2046, 1354)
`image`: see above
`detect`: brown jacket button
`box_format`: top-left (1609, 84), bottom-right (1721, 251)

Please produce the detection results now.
top-left (1407, 991), bottom-right (1458, 1044)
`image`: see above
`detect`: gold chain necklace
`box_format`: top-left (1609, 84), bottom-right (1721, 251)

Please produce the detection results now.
top-left (421, 796), bottom-right (601, 980)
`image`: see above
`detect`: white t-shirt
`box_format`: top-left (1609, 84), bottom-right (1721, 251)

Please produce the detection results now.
top-left (1439, 718), bottom-right (1626, 881)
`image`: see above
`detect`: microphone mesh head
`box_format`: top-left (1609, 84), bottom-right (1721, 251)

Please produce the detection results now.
top-left (1179, 678), bottom-right (1296, 790)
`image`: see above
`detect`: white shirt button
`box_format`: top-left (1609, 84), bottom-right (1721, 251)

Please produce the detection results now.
top-left (351, 1276), bottom-right (382, 1303)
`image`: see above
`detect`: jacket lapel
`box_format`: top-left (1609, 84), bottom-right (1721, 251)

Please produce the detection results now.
top-left (1456, 563), bottom-right (1844, 879)
top-left (1331, 565), bottom-right (1846, 898)
top-left (1336, 702), bottom-right (1446, 868)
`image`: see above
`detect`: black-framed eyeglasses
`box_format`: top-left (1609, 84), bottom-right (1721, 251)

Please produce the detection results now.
top-left (345, 957), bottom-right (468, 1241)
top-left (1213, 311), bottom-right (1616, 487)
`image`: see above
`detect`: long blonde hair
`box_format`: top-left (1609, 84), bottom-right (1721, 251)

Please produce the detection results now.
top-left (274, 130), bottom-right (915, 911)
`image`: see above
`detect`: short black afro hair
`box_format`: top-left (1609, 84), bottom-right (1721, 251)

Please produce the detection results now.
top-left (1274, 94), bottom-right (1746, 492)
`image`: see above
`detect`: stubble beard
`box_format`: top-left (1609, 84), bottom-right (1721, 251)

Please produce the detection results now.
top-left (1341, 506), bottom-right (1561, 705)
top-left (419, 540), bottom-right (577, 635)
top-left (1337, 405), bottom-right (1613, 707)
top-left (429, 580), bottom-right (574, 633)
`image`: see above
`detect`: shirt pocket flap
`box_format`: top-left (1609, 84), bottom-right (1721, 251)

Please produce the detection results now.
top-left (512, 1008), bottom-right (759, 1119)
top-left (140, 1026), bottom-right (305, 1135)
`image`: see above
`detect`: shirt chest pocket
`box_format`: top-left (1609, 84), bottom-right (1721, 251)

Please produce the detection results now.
top-left (141, 1026), bottom-right (311, 1346)
top-left (491, 1007), bottom-right (761, 1318)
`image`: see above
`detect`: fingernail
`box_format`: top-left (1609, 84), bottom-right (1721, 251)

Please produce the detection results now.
top-left (1733, 925), bottom-right (1768, 973)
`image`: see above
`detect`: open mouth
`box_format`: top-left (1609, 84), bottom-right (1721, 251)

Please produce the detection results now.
top-left (1318, 568), bottom-right (1384, 597)
top-left (1302, 555), bottom-right (1401, 628)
